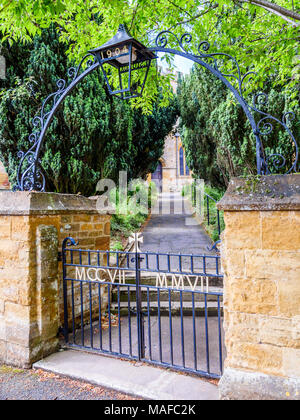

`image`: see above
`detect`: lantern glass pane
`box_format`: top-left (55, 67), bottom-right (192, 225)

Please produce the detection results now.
top-left (116, 60), bottom-right (151, 99)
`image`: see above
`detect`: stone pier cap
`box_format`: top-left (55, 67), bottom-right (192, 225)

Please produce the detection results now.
top-left (0, 191), bottom-right (114, 215)
top-left (217, 174), bottom-right (300, 211)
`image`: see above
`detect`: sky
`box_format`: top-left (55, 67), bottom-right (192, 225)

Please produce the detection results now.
top-left (172, 55), bottom-right (194, 74)
top-left (158, 52), bottom-right (193, 74)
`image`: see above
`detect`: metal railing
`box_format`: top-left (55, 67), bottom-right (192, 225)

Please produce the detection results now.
top-left (192, 184), bottom-right (223, 239)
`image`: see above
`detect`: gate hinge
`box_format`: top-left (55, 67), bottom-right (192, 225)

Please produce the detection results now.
top-left (57, 251), bottom-right (63, 262)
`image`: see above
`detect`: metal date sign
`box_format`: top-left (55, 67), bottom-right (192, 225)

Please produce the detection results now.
top-left (15, 23), bottom-right (298, 192)
top-left (155, 272), bottom-right (211, 292)
top-left (74, 265), bottom-right (211, 293)
top-left (97, 45), bottom-right (130, 61)
top-left (75, 266), bottom-right (129, 284)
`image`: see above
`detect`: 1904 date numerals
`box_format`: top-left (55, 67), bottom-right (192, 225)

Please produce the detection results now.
top-left (101, 45), bottom-right (129, 60)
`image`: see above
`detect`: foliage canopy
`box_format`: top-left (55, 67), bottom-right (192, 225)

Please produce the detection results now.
top-left (0, 1), bottom-right (298, 112)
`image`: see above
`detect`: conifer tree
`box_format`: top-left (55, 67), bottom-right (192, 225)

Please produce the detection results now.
top-left (178, 66), bottom-right (299, 189)
top-left (0, 26), bottom-right (177, 195)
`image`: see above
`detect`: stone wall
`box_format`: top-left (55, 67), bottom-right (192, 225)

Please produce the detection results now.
top-left (0, 191), bottom-right (111, 367)
top-left (59, 210), bottom-right (110, 326)
top-left (218, 174), bottom-right (300, 400)
top-left (0, 214), bottom-right (60, 367)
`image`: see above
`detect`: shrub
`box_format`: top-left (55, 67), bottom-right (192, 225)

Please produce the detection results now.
top-left (110, 181), bottom-right (157, 244)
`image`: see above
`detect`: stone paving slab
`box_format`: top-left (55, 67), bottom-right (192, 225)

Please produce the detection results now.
top-left (34, 350), bottom-right (219, 400)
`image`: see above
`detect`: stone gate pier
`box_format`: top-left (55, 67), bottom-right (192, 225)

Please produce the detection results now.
top-left (218, 174), bottom-right (300, 400)
top-left (0, 191), bottom-right (111, 368)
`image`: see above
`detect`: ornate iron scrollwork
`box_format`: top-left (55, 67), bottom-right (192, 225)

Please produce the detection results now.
top-left (62, 236), bottom-right (78, 249)
top-left (155, 31), bottom-right (257, 97)
top-left (251, 93), bottom-right (298, 174)
top-left (15, 54), bottom-right (97, 192)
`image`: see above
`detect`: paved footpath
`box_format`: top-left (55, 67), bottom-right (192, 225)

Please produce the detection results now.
top-left (0, 364), bottom-right (139, 400)
top-left (142, 192), bottom-right (214, 255)
top-left (34, 350), bottom-right (219, 400)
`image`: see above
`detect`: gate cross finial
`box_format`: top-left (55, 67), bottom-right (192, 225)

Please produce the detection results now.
top-left (129, 232), bottom-right (143, 253)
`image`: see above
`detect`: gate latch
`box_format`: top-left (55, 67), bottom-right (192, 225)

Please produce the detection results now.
top-left (57, 251), bottom-right (63, 262)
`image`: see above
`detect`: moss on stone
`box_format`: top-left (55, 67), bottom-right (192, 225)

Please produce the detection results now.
top-left (0, 365), bottom-right (24, 374)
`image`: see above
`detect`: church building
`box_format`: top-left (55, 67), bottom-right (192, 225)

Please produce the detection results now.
top-left (147, 70), bottom-right (193, 193)
top-left (148, 128), bottom-right (193, 193)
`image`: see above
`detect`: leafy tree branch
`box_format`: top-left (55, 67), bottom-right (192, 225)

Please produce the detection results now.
top-left (237, 0), bottom-right (300, 26)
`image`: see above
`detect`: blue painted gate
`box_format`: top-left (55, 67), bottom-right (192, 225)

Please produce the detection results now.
top-left (62, 237), bottom-right (224, 379)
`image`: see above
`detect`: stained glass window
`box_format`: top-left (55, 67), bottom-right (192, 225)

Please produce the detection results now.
top-left (186, 163), bottom-right (190, 176)
top-left (179, 147), bottom-right (184, 176)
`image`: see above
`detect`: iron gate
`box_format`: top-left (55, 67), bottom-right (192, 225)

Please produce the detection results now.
top-left (62, 237), bottom-right (224, 379)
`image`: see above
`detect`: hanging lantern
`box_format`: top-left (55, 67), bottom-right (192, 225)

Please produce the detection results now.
top-left (89, 24), bottom-right (157, 100)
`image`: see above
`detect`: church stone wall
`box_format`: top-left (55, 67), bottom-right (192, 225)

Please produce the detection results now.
top-left (150, 131), bottom-right (192, 193)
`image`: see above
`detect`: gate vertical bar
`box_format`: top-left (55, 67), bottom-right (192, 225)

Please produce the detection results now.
top-left (135, 237), bottom-right (145, 359)
top-left (62, 239), bottom-right (69, 344)
top-left (206, 195), bottom-right (210, 225)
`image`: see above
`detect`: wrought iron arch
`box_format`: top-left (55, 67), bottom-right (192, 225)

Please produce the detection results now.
top-left (15, 30), bottom-right (298, 192)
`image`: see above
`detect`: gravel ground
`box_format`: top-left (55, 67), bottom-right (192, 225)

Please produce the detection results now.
top-left (0, 365), bottom-right (141, 400)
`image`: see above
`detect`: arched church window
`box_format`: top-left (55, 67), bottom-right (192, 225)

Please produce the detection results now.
top-left (179, 147), bottom-right (184, 176)
top-left (186, 162), bottom-right (190, 176)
